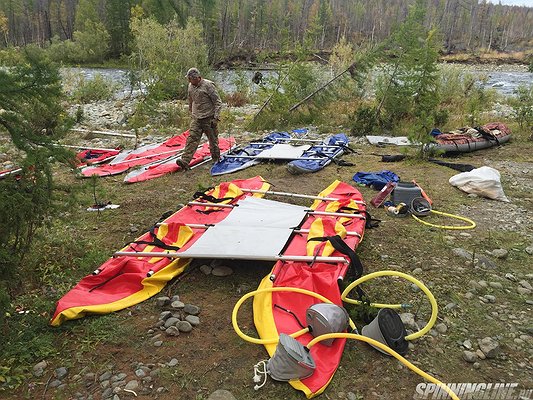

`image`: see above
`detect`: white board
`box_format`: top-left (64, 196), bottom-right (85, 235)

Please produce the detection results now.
top-left (254, 143), bottom-right (311, 159)
top-left (178, 197), bottom-right (308, 259)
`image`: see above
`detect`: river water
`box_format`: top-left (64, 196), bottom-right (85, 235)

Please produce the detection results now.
top-left (63, 64), bottom-right (532, 99)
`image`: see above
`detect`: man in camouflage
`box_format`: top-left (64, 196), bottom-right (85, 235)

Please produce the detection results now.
top-left (176, 67), bottom-right (223, 170)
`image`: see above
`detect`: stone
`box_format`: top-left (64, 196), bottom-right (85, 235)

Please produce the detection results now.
top-left (400, 313), bottom-right (419, 331)
top-left (444, 303), bottom-right (457, 311)
top-left (482, 295), bottom-right (496, 303)
top-left (99, 371), bottom-right (113, 381)
top-left (33, 360), bottom-right (48, 373)
top-left (489, 282), bottom-right (503, 289)
top-left (463, 351), bottom-right (477, 363)
top-left (212, 266), bottom-right (233, 277)
top-left (165, 326), bottom-right (180, 336)
top-left (525, 246), bottom-right (533, 255)
top-left (177, 321), bottom-right (193, 333)
top-left (452, 248), bottom-right (472, 259)
top-left (491, 248), bottom-right (508, 259)
top-left (517, 287), bottom-right (532, 296)
top-left (435, 323), bottom-right (448, 334)
top-left (159, 311), bottom-right (172, 321)
top-left (476, 255), bottom-right (498, 269)
top-left (124, 380), bottom-right (139, 391)
top-left (156, 297), bottom-right (170, 307)
top-left (184, 304), bottom-right (200, 315)
top-left (185, 315), bottom-right (200, 326)
top-left (55, 367), bottom-right (68, 380)
top-left (478, 337), bottom-right (500, 358)
top-left (519, 280), bottom-right (532, 291)
top-left (505, 273), bottom-right (517, 282)
top-left (49, 380), bottom-right (62, 388)
top-left (208, 389), bottom-right (237, 400)
top-left (167, 358), bottom-right (178, 367)
top-left (199, 264), bottom-right (212, 275)
top-left (164, 317), bottom-right (180, 328)
top-left (170, 300), bottom-right (185, 310)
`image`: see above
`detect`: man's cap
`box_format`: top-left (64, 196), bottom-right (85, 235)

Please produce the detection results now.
top-left (185, 68), bottom-right (200, 78)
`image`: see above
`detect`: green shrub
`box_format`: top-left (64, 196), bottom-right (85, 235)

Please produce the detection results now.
top-left (69, 73), bottom-right (117, 103)
top-left (46, 21), bottom-right (110, 64)
top-left (509, 84), bottom-right (533, 130)
top-left (47, 36), bottom-right (83, 64)
top-left (251, 60), bottom-right (331, 129)
top-left (130, 16), bottom-right (209, 100)
top-left (0, 47), bottom-right (24, 66)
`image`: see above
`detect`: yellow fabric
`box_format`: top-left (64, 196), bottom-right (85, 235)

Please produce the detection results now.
top-left (147, 224), bottom-right (194, 264)
top-left (252, 275), bottom-right (313, 397)
top-left (310, 180), bottom-right (341, 210)
top-left (306, 219), bottom-right (347, 256)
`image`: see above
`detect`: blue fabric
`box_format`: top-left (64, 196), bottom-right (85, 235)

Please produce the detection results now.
top-left (352, 170), bottom-right (400, 190)
top-left (430, 128), bottom-right (442, 137)
top-left (287, 133), bottom-right (349, 173)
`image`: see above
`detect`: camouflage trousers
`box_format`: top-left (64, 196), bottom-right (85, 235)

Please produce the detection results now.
top-left (181, 116), bottom-right (220, 164)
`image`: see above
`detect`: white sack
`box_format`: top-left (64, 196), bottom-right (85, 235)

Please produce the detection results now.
top-left (449, 166), bottom-right (509, 202)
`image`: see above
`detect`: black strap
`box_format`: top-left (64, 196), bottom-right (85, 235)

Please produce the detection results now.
top-left (428, 158), bottom-right (475, 172)
top-left (307, 234), bottom-right (367, 301)
top-left (192, 191), bottom-right (235, 204)
top-left (332, 158), bottom-right (355, 167)
top-left (274, 304), bottom-right (307, 330)
top-left (131, 224), bottom-right (182, 251)
top-left (364, 210), bottom-right (380, 229)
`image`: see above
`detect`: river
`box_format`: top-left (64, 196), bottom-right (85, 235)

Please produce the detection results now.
top-left (63, 64), bottom-right (532, 99)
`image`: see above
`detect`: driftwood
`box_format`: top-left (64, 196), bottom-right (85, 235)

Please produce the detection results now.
top-left (71, 128), bottom-right (136, 138)
top-left (289, 63), bottom-right (357, 112)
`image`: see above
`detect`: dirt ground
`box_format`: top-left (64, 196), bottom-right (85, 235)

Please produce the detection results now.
top-left (9, 129), bottom-right (533, 400)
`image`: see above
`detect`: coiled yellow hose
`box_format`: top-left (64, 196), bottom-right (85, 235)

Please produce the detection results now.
top-left (341, 270), bottom-right (438, 340)
top-left (411, 210), bottom-right (476, 230)
top-left (232, 282), bottom-right (458, 400)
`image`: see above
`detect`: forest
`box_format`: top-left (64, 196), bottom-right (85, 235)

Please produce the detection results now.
top-left (1, 0), bottom-right (533, 63)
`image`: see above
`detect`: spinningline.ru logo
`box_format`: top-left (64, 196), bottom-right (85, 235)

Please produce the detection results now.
top-left (413, 382), bottom-right (532, 399)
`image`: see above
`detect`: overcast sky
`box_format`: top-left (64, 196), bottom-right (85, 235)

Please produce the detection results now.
top-left (488, 0), bottom-right (533, 6)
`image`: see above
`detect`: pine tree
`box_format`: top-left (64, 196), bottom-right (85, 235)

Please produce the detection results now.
top-left (0, 46), bottom-right (72, 303)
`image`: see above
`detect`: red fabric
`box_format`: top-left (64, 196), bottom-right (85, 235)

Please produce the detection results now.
top-left (269, 181), bottom-right (366, 395)
top-left (124, 137), bottom-right (235, 183)
top-left (51, 176), bottom-right (267, 322)
top-left (80, 131), bottom-right (190, 177)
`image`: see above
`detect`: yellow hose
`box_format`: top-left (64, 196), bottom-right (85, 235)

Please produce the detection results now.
top-left (307, 333), bottom-right (460, 400)
top-left (411, 210), bottom-right (476, 230)
top-left (232, 287), bottom-right (357, 345)
top-left (341, 270), bottom-right (438, 340)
